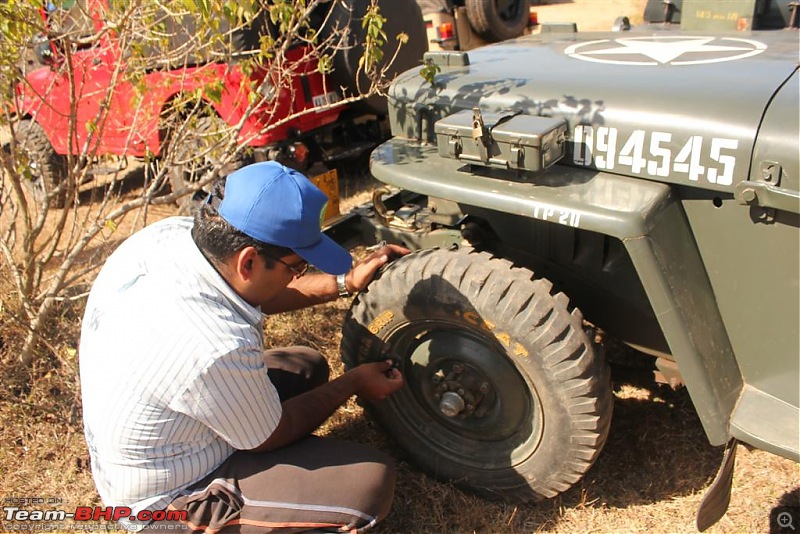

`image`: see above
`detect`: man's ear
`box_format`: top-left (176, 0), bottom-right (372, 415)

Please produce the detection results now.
top-left (234, 246), bottom-right (260, 281)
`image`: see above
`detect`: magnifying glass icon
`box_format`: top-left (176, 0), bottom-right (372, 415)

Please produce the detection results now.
top-left (778, 511), bottom-right (796, 530)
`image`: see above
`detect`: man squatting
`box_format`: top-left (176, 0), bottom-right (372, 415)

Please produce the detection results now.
top-left (79, 161), bottom-right (409, 532)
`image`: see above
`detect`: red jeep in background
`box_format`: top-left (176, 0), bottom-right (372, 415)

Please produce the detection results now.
top-left (21, 40), bottom-right (341, 153)
top-left (13, 0), bottom-right (426, 208)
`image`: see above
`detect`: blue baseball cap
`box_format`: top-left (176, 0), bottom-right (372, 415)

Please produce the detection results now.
top-left (218, 161), bottom-right (352, 275)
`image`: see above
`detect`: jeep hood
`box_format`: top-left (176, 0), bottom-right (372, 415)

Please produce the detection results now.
top-left (387, 31), bottom-right (799, 191)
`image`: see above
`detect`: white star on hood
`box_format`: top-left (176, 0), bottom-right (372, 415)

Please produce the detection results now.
top-left (566, 37), bottom-right (767, 65)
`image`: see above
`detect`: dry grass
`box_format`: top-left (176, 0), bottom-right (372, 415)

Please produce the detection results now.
top-left (531, 0), bottom-right (647, 31)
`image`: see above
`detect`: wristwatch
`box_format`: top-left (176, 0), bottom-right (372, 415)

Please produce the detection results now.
top-left (337, 273), bottom-right (352, 298)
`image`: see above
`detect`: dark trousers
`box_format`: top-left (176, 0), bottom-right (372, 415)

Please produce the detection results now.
top-left (149, 347), bottom-right (396, 533)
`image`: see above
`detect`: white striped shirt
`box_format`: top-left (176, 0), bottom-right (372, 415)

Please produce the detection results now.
top-left (79, 216), bottom-right (282, 514)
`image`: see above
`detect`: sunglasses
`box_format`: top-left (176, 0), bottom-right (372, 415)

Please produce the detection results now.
top-left (268, 255), bottom-right (309, 278)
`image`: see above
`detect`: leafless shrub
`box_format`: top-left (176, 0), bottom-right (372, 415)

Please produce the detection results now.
top-left (0, 0), bottom-right (407, 370)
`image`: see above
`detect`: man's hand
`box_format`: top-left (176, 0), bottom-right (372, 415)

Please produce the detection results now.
top-left (251, 360), bottom-right (403, 452)
top-left (346, 244), bottom-right (410, 293)
top-left (351, 360), bottom-right (404, 401)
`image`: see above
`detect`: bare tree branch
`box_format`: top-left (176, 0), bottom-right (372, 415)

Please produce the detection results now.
top-left (0, 0), bottom-right (408, 369)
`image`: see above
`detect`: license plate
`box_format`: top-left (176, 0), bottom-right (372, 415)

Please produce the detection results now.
top-left (312, 91), bottom-right (341, 108)
top-left (309, 168), bottom-right (340, 226)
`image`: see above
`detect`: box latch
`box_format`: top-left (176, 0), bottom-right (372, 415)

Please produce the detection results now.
top-left (447, 135), bottom-right (462, 158)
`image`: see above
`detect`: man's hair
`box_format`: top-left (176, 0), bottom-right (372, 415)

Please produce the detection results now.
top-left (192, 177), bottom-right (294, 268)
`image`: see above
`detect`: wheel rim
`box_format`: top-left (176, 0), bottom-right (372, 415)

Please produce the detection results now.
top-left (170, 116), bottom-right (229, 196)
top-left (384, 320), bottom-right (543, 470)
top-left (496, 0), bottom-right (522, 22)
top-left (175, 140), bottom-right (220, 186)
top-left (182, 157), bottom-right (215, 185)
top-left (25, 159), bottom-right (46, 195)
top-left (20, 138), bottom-right (55, 200)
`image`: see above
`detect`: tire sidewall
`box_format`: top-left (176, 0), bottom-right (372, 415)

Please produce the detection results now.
top-left (342, 248), bottom-right (611, 500)
top-left (17, 119), bottom-right (69, 208)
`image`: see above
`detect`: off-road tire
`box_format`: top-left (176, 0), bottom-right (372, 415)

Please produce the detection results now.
top-left (16, 119), bottom-right (69, 208)
top-left (465, 0), bottom-right (531, 42)
top-left (313, 0), bottom-right (427, 116)
top-left (167, 114), bottom-right (246, 215)
top-left (341, 247), bottom-right (613, 501)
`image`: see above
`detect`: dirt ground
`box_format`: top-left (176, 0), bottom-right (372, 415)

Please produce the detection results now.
top-left (531, 0), bottom-right (647, 30)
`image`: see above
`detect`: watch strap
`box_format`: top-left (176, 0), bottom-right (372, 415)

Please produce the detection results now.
top-left (337, 273), bottom-right (352, 297)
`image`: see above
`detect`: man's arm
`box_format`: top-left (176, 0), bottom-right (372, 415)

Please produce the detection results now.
top-left (259, 244), bottom-right (409, 314)
top-left (247, 361), bottom-right (403, 452)
top-left (259, 271), bottom-right (340, 313)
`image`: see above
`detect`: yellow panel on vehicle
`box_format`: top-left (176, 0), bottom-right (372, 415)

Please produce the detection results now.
top-left (309, 168), bottom-right (340, 225)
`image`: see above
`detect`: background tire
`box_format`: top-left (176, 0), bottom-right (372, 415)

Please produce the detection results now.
top-left (16, 119), bottom-right (69, 208)
top-left (314, 0), bottom-right (428, 117)
top-left (465, 0), bottom-right (531, 42)
top-left (167, 114), bottom-right (246, 215)
top-left (341, 247), bottom-right (612, 501)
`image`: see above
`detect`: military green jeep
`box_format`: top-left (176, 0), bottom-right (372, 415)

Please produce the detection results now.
top-left (331, 3), bottom-right (799, 530)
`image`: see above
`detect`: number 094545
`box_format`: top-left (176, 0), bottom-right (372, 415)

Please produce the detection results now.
top-left (573, 125), bottom-right (738, 186)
